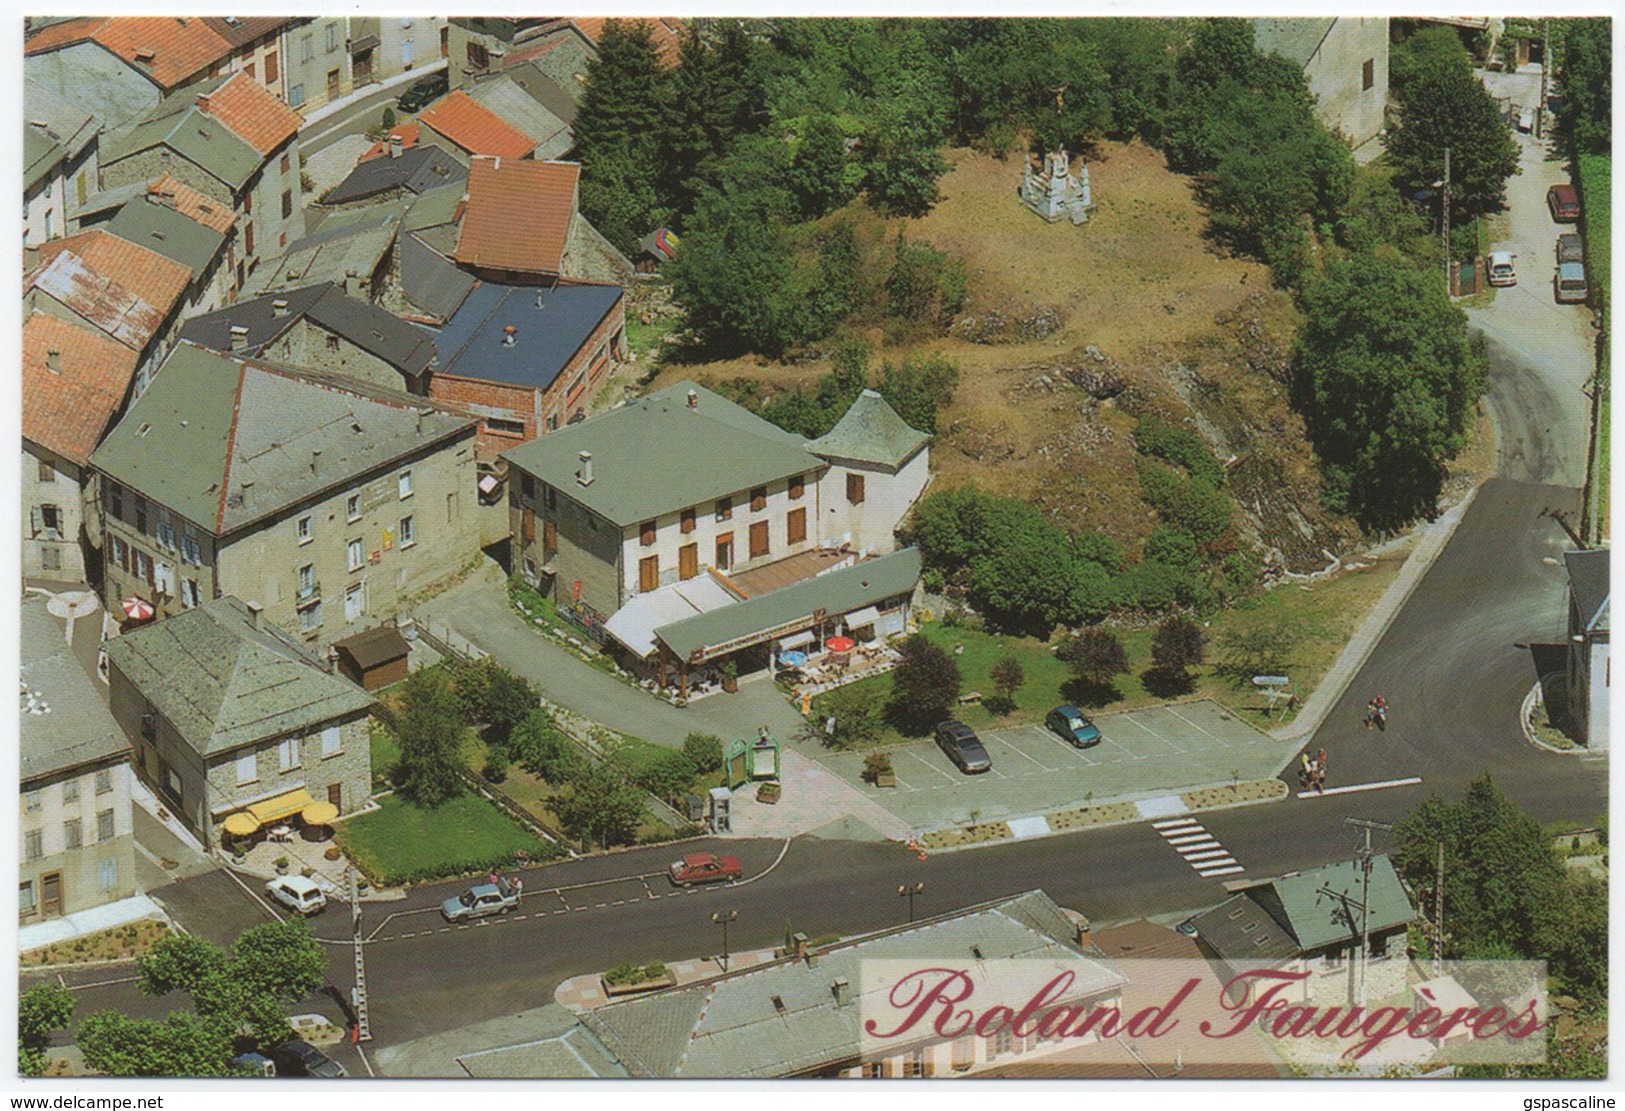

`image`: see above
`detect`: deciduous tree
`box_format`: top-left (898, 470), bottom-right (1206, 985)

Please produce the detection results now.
top-left (390, 668), bottom-right (467, 807)
top-left (886, 635), bottom-right (962, 733)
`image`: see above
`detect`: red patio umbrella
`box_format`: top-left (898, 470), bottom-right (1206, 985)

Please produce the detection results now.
top-left (825, 636), bottom-right (856, 654)
top-left (121, 597), bottom-right (155, 622)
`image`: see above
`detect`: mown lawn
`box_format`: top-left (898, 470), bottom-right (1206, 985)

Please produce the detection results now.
top-left (812, 552), bottom-right (1407, 746)
top-left (336, 793), bottom-right (553, 887)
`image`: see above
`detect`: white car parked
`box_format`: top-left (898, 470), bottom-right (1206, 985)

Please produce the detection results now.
top-left (265, 875), bottom-right (328, 916)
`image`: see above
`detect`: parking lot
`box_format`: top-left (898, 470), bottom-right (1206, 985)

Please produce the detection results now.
top-left (813, 700), bottom-right (1291, 831)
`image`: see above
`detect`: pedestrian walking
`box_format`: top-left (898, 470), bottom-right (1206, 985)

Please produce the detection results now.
top-left (511, 876), bottom-right (524, 901)
top-left (488, 871), bottom-right (500, 889)
top-left (1316, 748), bottom-right (1327, 774)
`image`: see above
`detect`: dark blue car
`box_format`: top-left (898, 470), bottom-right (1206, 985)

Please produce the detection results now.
top-left (1045, 704), bottom-right (1102, 748)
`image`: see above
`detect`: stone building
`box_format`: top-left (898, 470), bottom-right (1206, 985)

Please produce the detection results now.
top-left (90, 343), bottom-right (480, 645)
top-left (23, 313), bottom-right (140, 583)
top-left (103, 185), bottom-right (235, 319)
top-left (179, 283), bottom-right (437, 397)
top-left (21, 597), bottom-right (138, 924)
top-left (24, 80), bottom-right (100, 248)
top-left (417, 92), bottom-right (538, 165)
top-left (104, 596), bottom-right (374, 850)
top-left (279, 17), bottom-right (353, 113)
top-left (98, 71), bottom-right (306, 288)
top-left (1253, 18), bottom-right (1390, 160)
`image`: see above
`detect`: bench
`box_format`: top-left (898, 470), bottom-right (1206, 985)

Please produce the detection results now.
top-left (958, 690), bottom-right (983, 705)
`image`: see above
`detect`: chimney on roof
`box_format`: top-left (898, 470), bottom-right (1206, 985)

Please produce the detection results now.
top-left (195, 93), bottom-right (211, 114)
top-left (134, 48), bottom-right (156, 62)
top-left (416, 407), bottom-right (432, 436)
top-left (687, 388), bottom-right (698, 411)
top-left (246, 600), bottom-right (263, 630)
top-left (792, 931), bottom-right (810, 962)
top-left (344, 268), bottom-right (360, 297)
top-left (832, 977), bottom-right (851, 1007)
top-left (229, 324), bottom-right (251, 352)
top-left (502, 325), bottom-right (517, 347)
top-left (271, 298), bottom-right (289, 318)
top-left (241, 481), bottom-right (255, 508)
top-left (535, 289), bottom-right (545, 310)
top-left (389, 134), bottom-right (403, 159)
top-left (45, 348), bottom-right (61, 374)
top-left (577, 450), bottom-right (593, 487)
top-left (311, 449), bottom-right (322, 477)
top-left (1075, 914), bottom-right (1092, 953)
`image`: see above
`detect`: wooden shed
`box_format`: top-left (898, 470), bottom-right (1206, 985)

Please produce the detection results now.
top-left (332, 625), bottom-right (411, 691)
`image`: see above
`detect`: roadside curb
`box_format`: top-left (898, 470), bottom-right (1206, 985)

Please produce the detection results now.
top-left (1521, 679), bottom-right (1589, 755)
top-left (1273, 483), bottom-right (1482, 749)
top-left (912, 777), bottom-right (1289, 856)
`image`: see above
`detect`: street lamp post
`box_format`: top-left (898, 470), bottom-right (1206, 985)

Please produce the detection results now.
top-left (898, 882), bottom-right (924, 923)
top-left (712, 910), bottom-right (738, 971)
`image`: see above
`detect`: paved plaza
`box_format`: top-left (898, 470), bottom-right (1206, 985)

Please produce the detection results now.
top-left (811, 700), bottom-right (1294, 831)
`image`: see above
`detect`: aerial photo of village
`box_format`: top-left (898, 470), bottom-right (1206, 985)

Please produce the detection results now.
top-left (15, 11), bottom-right (1610, 1083)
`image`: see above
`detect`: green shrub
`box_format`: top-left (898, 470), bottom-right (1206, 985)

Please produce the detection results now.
top-left (681, 733), bottom-right (725, 775)
top-left (1134, 417), bottom-right (1225, 485)
top-left (512, 709), bottom-right (585, 783)
top-left (625, 748), bottom-right (698, 802)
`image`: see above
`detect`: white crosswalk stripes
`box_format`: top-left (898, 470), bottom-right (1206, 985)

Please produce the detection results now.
top-left (1154, 817), bottom-right (1245, 878)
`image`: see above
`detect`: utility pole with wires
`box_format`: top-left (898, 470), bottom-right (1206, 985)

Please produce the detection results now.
top-left (1441, 147), bottom-right (1452, 294)
top-left (1317, 818), bottom-right (1392, 1007)
top-left (349, 866), bottom-right (372, 1043)
top-left (1433, 840), bottom-right (1447, 977)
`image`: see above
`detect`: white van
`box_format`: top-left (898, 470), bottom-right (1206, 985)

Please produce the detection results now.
top-left (1488, 251), bottom-right (1518, 287)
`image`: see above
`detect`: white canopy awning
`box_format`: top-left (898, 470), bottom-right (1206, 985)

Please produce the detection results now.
top-left (842, 606), bottom-right (881, 630)
top-left (777, 629), bottom-right (816, 651)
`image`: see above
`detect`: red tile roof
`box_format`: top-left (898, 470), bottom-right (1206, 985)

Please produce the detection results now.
top-left (571, 17), bottom-right (685, 65)
top-left (23, 312), bottom-right (139, 465)
top-left (197, 71), bottom-right (303, 156)
top-left (27, 16), bottom-right (234, 90)
top-left (38, 230), bottom-right (193, 319)
top-left (146, 174), bottom-right (237, 234)
top-left (418, 91), bottom-right (537, 160)
top-left (361, 121), bottom-right (422, 162)
top-left (454, 157), bottom-right (579, 276)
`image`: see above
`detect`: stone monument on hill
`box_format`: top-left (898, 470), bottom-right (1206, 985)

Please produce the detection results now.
top-left (1019, 149), bottom-right (1095, 225)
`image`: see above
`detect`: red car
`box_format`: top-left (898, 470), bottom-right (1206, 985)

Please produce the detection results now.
top-left (1548, 183), bottom-right (1581, 223)
top-left (668, 851), bottom-right (743, 886)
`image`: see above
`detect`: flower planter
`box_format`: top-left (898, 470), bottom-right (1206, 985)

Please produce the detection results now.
top-left (722, 677), bottom-right (738, 694)
top-left (756, 782), bottom-right (782, 804)
top-left (874, 771), bottom-right (898, 788)
top-left (324, 846), bottom-right (342, 862)
top-left (600, 972), bottom-right (678, 997)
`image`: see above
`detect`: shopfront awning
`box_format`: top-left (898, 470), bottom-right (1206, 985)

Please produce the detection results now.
top-left (777, 629), bottom-right (816, 651)
top-left (246, 788), bottom-right (316, 827)
top-left (222, 812), bottom-right (259, 837)
top-left (302, 801), bottom-right (339, 826)
top-left (842, 606), bottom-right (880, 630)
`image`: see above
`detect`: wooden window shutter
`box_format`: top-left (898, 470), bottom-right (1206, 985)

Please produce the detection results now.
top-left (522, 507), bottom-right (536, 544)
top-left (681, 507), bottom-right (696, 534)
top-left (789, 474), bottom-right (804, 500)
top-left (679, 543), bottom-right (698, 581)
top-left (750, 486), bottom-right (767, 512)
top-left (716, 496), bottom-right (732, 521)
top-left (787, 507), bottom-right (807, 544)
top-left (749, 520), bottom-right (770, 558)
top-left (639, 554), bottom-right (659, 592)
top-left (847, 472), bottom-right (866, 504)
top-left (543, 518), bottom-right (557, 557)
top-left (640, 520), bottom-right (656, 547)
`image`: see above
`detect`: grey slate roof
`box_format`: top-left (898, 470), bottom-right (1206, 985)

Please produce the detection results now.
top-left (102, 597), bottom-right (374, 758)
top-left (1251, 18), bottom-right (1337, 68)
top-left (90, 342), bottom-right (474, 535)
top-left (579, 890), bottom-right (1121, 1078)
top-left (808, 389), bottom-right (930, 470)
top-left (376, 1003), bottom-right (627, 1079)
top-left (403, 182), bottom-right (466, 233)
top-left (398, 232), bottom-right (477, 321)
top-left (433, 281), bottom-right (622, 392)
top-left (493, 60), bottom-right (579, 126)
top-left (322, 144), bottom-right (467, 206)
top-left (1191, 855), bottom-right (1414, 962)
top-left (72, 180), bottom-right (151, 225)
top-left (21, 598), bottom-right (129, 784)
top-left (179, 284), bottom-right (437, 378)
top-left (655, 548), bottom-right (921, 661)
top-left (244, 202), bottom-right (406, 297)
top-left (105, 195), bottom-right (227, 278)
top-left (466, 76), bottom-right (573, 159)
top-left (1565, 549), bottom-right (1610, 633)
top-left (103, 75), bottom-right (262, 191)
top-left (502, 380), bottom-right (814, 528)
top-left (25, 77), bottom-right (98, 162)
top-left (24, 128), bottom-right (65, 193)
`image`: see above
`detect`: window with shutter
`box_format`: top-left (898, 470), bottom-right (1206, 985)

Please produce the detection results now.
top-left (543, 518), bottom-right (557, 557)
top-left (236, 752), bottom-right (256, 785)
top-left (846, 473), bottom-right (866, 504)
top-left (787, 508), bottom-right (807, 544)
top-left (680, 507), bottom-right (696, 534)
top-left (716, 497), bottom-right (732, 521)
top-left (639, 555), bottom-right (659, 592)
top-left (522, 508), bottom-right (536, 544)
top-left (749, 521), bottom-right (770, 558)
top-left (789, 474), bottom-right (804, 500)
top-left (279, 737), bottom-right (299, 772)
top-left (679, 543), bottom-right (698, 580)
top-left (715, 533), bottom-right (733, 570)
top-left (640, 520), bottom-right (656, 547)
top-left (750, 487), bottom-right (767, 512)
top-left (322, 725), bottom-right (342, 757)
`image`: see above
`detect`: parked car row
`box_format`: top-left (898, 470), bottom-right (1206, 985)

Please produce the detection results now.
top-left (932, 705), bottom-right (1106, 776)
top-left (1547, 185), bottom-right (1589, 304)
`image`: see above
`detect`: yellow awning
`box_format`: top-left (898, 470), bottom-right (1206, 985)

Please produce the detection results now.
top-left (222, 812), bottom-right (260, 837)
top-left (302, 801), bottom-right (339, 825)
top-left (246, 788), bottom-right (316, 826)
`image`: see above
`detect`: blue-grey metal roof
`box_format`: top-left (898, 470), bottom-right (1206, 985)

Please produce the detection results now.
top-left (322, 144), bottom-right (467, 206)
top-left (433, 281), bottom-right (621, 391)
top-left (105, 195), bottom-right (227, 277)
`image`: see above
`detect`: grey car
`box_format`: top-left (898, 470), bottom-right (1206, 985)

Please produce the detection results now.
top-left (441, 882), bottom-right (519, 922)
top-left (934, 720), bottom-right (992, 774)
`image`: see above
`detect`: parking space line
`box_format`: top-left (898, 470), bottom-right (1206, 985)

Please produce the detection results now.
top-left (897, 747), bottom-right (958, 785)
top-left (988, 733), bottom-right (1049, 771)
top-left (1107, 714), bottom-right (1181, 755)
top-left (1163, 706), bottom-right (1232, 748)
